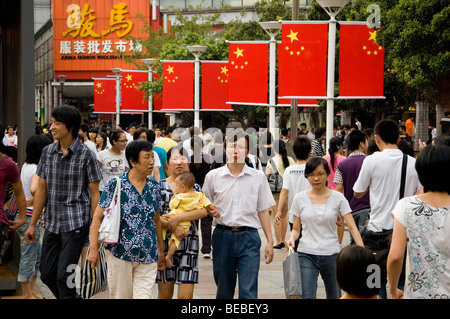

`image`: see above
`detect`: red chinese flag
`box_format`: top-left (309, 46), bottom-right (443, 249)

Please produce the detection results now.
top-left (228, 42), bottom-right (268, 105)
top-left (201, 61), bottom-right (231, 110)
top-left (93, 78), bottom-right (116, 113)
top-left (121, 70), bottom-right (148, 113)
top-left (162, 61), bottom-right (194, 110)
top-left (278, 22), bottom-right (328, 98)
top-left (339, 23), bottom-right (385, 97)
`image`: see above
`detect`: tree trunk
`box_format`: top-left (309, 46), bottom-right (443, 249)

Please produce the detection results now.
top-left (415, 100), bottom-right (429, 151)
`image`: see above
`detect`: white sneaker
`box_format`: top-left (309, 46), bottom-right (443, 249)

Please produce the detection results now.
top-left (203, 253), bottom-right (211, 259)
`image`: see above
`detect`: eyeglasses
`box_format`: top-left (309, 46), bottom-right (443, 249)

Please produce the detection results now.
top-left (307, 172), bottom-right (327, 179)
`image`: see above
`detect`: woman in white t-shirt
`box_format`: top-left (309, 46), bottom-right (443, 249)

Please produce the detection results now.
top-left (265, 139), bottom-right (295, 249)
top-left (287, 157), bottom-right (364, 299)
top-left (388, 143), bottom-right (450, 299)
top-left (97, 130), bottom-right (129, 192)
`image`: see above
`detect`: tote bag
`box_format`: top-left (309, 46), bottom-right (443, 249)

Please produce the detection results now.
top-left (283, 247), bottom-right (302, 299)
top-left (98, 176), bottom-right (121, 244)
top-left (80, 244), bottom-right (108, 299)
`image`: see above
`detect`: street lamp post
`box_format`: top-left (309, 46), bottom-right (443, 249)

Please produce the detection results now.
top-left (187, 45), bottom-right (207, 128)
top-left (111, 68), bottom-right (122, 128)
top-left (57, 75), bottom-right (66, 105)
top-left (316, 0), bottom-right (349, 152)
top-left (259, 21), bottom-right (282, 139)
top-left (142, 58), bottom-right (156, 129)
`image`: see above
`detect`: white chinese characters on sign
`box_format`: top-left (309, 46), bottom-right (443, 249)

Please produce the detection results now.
top-left (59, 39), bottom-right (143, 55)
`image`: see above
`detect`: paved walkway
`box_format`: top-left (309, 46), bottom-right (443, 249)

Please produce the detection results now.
top-left (3, 214), bottom-right (349, 299)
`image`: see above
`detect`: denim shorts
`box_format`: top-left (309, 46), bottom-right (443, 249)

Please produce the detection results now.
top-left (16, 216), bottom-right (42, 283)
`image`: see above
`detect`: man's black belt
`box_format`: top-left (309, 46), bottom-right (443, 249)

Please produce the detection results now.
top-left (216, 224), bottom-right (256, 232)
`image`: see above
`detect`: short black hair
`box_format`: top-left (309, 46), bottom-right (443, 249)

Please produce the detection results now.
top-left (133, 127), bottom-right (150, 141)
top-left (348, 130), bottom-right (368, 153)
top-left (314, 127), bottom-right (326, 140)
top-left (415, 144), bottom-right (450, 194)
top-left (224, 131), bottom-right (249, 152)
top-left (304, 156), bottom-right (330, 178)
top-left (292, 135), bottom-right (311, 160)
top-left (374, 119), bottom-right (399, 145)
top-left (51, 105), bottom-right (81, 139)
top-left (336, 245), bottom-right (380, 298)
top-left (125, 140), bottom-right (153, 168)
top-left (25, 134), bottom-right (53, 165)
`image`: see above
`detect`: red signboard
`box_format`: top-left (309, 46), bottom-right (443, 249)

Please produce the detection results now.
top-left (53, 0), bottom-right (151, 79)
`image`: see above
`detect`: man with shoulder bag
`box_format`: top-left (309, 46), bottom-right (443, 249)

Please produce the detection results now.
top-left (353, 119), bottom-right (422, 299)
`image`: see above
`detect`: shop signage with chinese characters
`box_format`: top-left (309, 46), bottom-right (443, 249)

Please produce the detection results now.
top-left (53, 0), bottom-right (151, 77)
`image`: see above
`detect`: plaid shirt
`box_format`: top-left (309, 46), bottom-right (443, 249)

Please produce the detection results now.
top-left (36, 139), bottom-right (102, 233)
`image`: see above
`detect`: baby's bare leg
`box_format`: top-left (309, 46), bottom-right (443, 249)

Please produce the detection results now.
top-left (165, 241), bottom-right (177, 268)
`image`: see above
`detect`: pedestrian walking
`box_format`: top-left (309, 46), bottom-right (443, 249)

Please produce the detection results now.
top-left (203, 131), bottom-right (275, 299)
top-left (16, 134), bottom-right (52, 298)
top-left (334, 130), bottom-right (371, 234)
top-left (353, 119), bottom-right (423, 298)
top-left (25, 105), bottom-right (102, 299)
top-left (286, 156), bottom-right (364, 299)
top-left (88, 140), bottom-right (165, 299)
top-left (156, 145), bottom-right (207, 299)
top-left (97, 129), bottom-right (129, 193)
top-left (265, 139), bottom-right (295, 249)
top-left (387, 143), bottom-right (450, 299)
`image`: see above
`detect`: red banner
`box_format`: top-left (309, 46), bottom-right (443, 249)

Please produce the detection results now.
top-left (228, 42), bottom-right (268, 105)
top-left (161, 61), bottom-right (194, 110)
top-left (201, 61), bottom-right (231, 110)
top-left (278, 22), bottom-right (328, 98)
top-left (93, 78), bottom-right (116, 113)
top-left (121, 70), bottom-right (148, 113)
top-left (339, 23), bottom-right (385, 97)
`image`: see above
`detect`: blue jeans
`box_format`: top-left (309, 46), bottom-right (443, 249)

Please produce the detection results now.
top-left (298, 252), bottom-right (341, 299)
top-left (350, 208), bottom-right (370, 242)
top-left (16, 216), bottom-right (41, 283)
top-left (212, 227), bottom-right (261, 299)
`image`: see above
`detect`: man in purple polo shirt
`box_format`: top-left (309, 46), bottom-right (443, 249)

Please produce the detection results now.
top-left (333, 130), bottom-right (370, 235)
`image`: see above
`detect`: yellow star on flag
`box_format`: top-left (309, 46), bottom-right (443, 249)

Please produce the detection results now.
top-left (96, 82), bottom-right (102, 88)
top-left (126, 74), bottom-right (132, 81)
top-left (287, 29), bottom-right (299, 43)
top-left (166, 66), bottom-right (174, 74)
top-left (368, 30), bottom-right (377, 42)
top-left (234, 47), bottom-right (244, 59)
top-left (221, 66), bottom-right (228, 75)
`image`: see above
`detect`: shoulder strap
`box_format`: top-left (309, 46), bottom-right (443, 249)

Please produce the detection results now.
top-left (269, 158), bottom-right (279, 175)
top-left (399, 154), bottom-right (407, 200)
top-left (0, 153), bottom-right (5, 165)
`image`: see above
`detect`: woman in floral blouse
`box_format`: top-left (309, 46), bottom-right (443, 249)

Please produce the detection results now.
top-left (88, 140), bottom-right (165, 299)
top-left (156, 145), bottom-right (207, 299)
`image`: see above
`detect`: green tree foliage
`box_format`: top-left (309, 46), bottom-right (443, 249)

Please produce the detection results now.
top-left (376, 0), bottom-right (450, 108)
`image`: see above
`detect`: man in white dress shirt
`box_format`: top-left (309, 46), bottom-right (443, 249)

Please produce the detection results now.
top-left (203, 131), bottom-right (275, 299)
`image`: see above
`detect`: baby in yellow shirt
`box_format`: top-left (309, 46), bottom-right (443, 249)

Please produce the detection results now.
top-left (161, 171), bottom-right (212, 268)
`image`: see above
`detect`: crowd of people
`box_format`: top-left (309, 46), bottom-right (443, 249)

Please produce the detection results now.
top-left (1, 105), bottom-right (449, 300)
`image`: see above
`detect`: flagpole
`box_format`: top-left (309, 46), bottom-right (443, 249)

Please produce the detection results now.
top-left (317, 0), bottom-right (349, 152)
top-left (187, 45), bottom-right (207, 128)
top-left (142, 58), bottom-right (156, 129)
top-left (111, 68), bottom-right (122, 128)
top-left (259, 21), bottom-right (282, 139)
